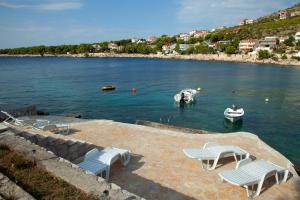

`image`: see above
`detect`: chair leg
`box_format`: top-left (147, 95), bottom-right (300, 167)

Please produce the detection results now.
top-left (210, 159), bottom-right (218, 170)
top-left (275, 172), bottom-right (279, 184)
top-left (255, 180), bottom-right (264, 198)
top-left (283, 170), bottom-right (289, 182)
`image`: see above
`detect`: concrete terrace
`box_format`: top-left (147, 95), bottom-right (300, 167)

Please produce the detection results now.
top-left (9, 120), bottom-right (300, 199)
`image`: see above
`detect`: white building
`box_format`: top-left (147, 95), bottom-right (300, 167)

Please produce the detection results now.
top-left (295, 32), bottom-right (300, 42)
top-left (246, 19), bottom-right (254, 24)
top-left (108, 43), bottom-right (119, 50)
top-left (279, 36), bottom-right (289, 43)
top-left (162, 44), bottom-right (176, 53)
top-left (131, 38), bottom-right (139, 43)
top-left (179, 44), bottom-right (190, 51)
top-left (147, 36), bottom-right (157, 44)
top-left (239, 39), bottom-right (259, 52)
top-left (189, 30), bottom-right (209, 38)
top-left (178, 33), bottom-right (191, 42)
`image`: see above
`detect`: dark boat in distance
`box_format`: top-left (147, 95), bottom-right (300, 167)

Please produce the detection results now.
top-left (101, 85), bottom-right (116, 91)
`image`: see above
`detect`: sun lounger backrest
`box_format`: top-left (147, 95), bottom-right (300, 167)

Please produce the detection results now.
top-left (84, 148), bottom-right (101, 161)
top-left (203, 142), bottom-right (219, 149)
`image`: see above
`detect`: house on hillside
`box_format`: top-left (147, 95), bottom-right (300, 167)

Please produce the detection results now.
top-left (131, 38), bottom-right (139, 43)
top-left (279, 10), bottom-right (290, 20)
top-left (232, 28), bottom-right (241, 33)
top-left (179, 44), bottom-right (190, 51)
top-left (259, 36), bottom-right (279, 48)
top-left (147, 36), bottom-right (157, 44)
top-left (92, 44), bottom-right (101, 51)
top-left (295, 32), bottom-right (300, 42)
top-left (189, 30), bottom-right (209, 38)
top-left (137, 39), bottom-right (146, 44)
top-left (238, 39), bottom-right (259, 52)
top-left (178, 33), bottom-right (191, 42)
top-left (239, 19), bottom-right (246, 26)
top-left (279, 36), bottom-right (289, 43)
top-left (239, 19), bottom-right (254, 26)
top-left (291, 11), bottom-right (300, 17)
top-left (218, 40), bottom-right (232, 45)
top-left (108, 43), bottom-right (119, 50)
top-left (162, 44), bottom-right (176, 54)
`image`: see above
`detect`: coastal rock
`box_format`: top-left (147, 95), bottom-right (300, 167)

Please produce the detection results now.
top-left (64, 113), bottom-right (81, 118)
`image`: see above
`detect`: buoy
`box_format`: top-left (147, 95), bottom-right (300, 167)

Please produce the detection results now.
top-left (197, 87), bottom-right (201, 91)
top-left (132, 88), bottom-right (137, 93)
top-left (265, 98), bottom-right (269, 102)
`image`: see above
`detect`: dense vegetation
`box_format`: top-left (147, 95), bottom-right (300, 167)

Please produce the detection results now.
top-left (216, 16), bottom-right (300, 40)
top-left (0, 144), bottom-right (97, 200)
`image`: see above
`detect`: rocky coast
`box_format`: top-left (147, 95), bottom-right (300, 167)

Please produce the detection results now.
top-left (1, 52), bottom-right (300, 67)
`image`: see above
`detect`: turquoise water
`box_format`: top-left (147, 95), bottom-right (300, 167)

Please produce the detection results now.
top-left (0, 57), bottom-right (299, 165)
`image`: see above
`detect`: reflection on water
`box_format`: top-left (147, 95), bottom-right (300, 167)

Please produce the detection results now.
top-left (223, 118), bottom-right (243, 132)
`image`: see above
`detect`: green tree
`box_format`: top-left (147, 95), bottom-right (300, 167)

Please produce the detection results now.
top-left (281, 54), bottom-right (288, 59)
top-left (258, 50), bottom-right (271, 60)
top-left (225, 46), bottom-right (236, 54)
top-left (283, 36), bottom-right (295, 47)
top-left (184, 47), bottom-right (195, 55)
top-left (174, 44), bottom-right (180, 53)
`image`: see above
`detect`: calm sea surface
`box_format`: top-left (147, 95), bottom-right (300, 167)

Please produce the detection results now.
top-left (0, 57), bottom-right (299, 165)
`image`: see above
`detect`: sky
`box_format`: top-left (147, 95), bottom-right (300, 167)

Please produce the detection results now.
top-left (0, 0), bottom-right (299, 48)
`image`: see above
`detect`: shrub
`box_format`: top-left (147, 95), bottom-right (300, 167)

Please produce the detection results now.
top-left (0, 144), bottom-right (10, 158)
top-left (258, 50), bottom-right (271, 60)
top-left (271, 55), bottom-right (278, 61)
top-left (11, 154), bottom-right (34, 169)
top-left (292, 56), bottom-right (300, 61)
top-left (281, 54), bottom-right (288, 59)
top-left (225, 46), bottom-right (236, 54)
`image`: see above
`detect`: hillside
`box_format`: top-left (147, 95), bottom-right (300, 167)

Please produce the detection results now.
top-left (257, 3), bottom-right (300, 22)
top-left (216, 4), bottom-right (300, 39)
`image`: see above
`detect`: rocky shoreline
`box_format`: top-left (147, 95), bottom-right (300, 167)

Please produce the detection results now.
top-left (1, 52), bottom-right (300, 67)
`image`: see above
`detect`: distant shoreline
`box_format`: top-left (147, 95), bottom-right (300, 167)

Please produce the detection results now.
top-left (1, 53), bottom-right (300, 67)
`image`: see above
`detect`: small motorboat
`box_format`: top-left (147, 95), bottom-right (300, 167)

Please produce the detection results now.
top-left (101, 85), bottom-right (116, 91)
top-left (224, 105), bottom-right (244, 122)
top-left (174, 89), bottom-right (197, 104)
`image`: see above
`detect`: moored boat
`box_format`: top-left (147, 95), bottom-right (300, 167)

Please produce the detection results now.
top-left (224, 105), bottom-right (244, 122)
top-left (174, 89), bottom-right (197, 104)
top-left (101, 85), bottom-right (116, 91)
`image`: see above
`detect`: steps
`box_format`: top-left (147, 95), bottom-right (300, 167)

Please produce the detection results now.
top-left (17, 131), bottom-right (96, 163)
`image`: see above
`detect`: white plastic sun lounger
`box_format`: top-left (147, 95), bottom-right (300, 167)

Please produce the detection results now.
top-left (33, 119), bottom-right (69, 134)
top-left (1, 110), bottom-right (27, 126)
top-left (183, 142), bottom-right (249, 170)
top-left (78, 147), bottom-right (131, 180)
top-left (218, 158), bottom-right (289, 198)
top-left (33, 119), bottom-right (50, 129)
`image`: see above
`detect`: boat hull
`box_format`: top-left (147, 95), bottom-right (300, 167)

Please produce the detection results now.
top-left (224, 115), bottom-right (243, 123)
top-left (224, 107), bottom-right (244, 123)
top-left (101, 86), bottom-right (116, 91)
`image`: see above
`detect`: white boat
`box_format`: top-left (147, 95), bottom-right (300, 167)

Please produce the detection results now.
top-left (224, 105), bottom-right (244, 122)
top-left (174, 89), bottom-right (197, 104)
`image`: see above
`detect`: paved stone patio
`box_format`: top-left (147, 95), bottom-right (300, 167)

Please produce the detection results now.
top-left (66, 120), bottom-right (300, 200)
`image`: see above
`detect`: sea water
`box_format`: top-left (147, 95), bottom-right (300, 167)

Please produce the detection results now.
top-left (0, 57), bottom-right (299, 165)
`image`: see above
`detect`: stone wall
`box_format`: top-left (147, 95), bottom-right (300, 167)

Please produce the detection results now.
top-left (16, 131), bottom-right (96, 163)
top-left (0, 172), bottom-right (35, 200)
